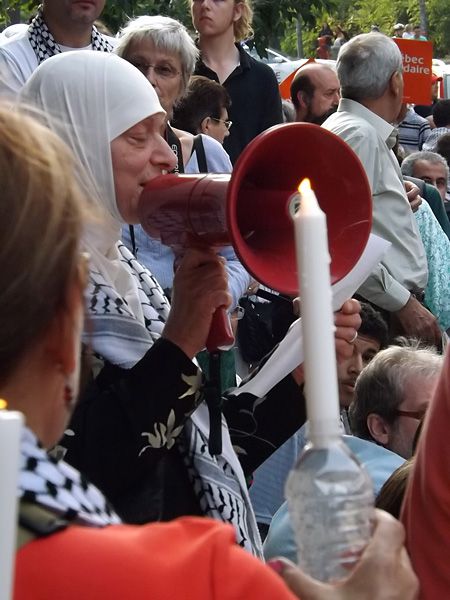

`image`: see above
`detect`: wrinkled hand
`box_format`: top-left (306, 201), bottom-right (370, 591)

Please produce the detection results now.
top-left (404, 180), bottom-right (422, 213)
top-left (269, 510), bottom-right (418, 600)
top-left (394, 295), bottom-right (441, 346)
top-left (162, 248), bottom-right (231, 359)
top-left (291, 298), bottom-right (361, 385)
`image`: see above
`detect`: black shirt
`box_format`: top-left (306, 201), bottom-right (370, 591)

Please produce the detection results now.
top-left (195, 43), bottom-right (283, 164)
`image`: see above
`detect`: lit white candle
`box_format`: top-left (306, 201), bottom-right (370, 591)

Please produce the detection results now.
top-left (292, 179), bottom-right (341, 443)
top-left (0, 406), bottom-right (23, 600)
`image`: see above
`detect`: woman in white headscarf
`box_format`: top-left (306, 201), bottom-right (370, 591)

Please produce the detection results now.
top-left (20, 51), bottom-right (363, 559)
top-left (20, 50), bottom-right (266, 555)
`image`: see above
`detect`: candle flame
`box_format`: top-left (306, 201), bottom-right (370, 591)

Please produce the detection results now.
top-left (0, 399), bottom-right (7, 410)
top-left (298, 178), bottom-right (311, 194)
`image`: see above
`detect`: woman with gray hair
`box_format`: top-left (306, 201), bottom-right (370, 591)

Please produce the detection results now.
top-left (115, 15), bottom-right (232, 178)
top-left (116, 15), bottom-right (250, 336)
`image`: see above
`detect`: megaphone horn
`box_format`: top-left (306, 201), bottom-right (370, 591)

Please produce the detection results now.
top-left (138, 123), bottom-right (372, 352)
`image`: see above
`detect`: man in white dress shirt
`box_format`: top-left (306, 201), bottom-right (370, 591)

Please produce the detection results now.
top-left (323, 32), bottom-right (441, 345)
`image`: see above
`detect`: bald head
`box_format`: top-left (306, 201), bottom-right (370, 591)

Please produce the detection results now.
top-left (290, 63), bottom-right (340, 124)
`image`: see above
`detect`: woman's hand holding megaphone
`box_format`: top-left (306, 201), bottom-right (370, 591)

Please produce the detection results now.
top-left (162, 248), bottom-right (231, 359)
top-left (291, 298), bottom-right (361, 386)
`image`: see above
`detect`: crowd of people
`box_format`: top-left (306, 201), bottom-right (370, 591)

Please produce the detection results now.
top-left (315, 20), bottom-right (429, 60)
top-left (0, 1), bottom-right (449, 598)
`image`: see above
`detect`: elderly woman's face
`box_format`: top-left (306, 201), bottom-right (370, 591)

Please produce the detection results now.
top-left (125, 39), bottom-right (184, 116)
top-left (110, 114), bottom-right (176, 223)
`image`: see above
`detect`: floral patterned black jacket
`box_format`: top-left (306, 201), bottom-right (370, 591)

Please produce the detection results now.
top-left (64, 338), bottom-right (306, 525)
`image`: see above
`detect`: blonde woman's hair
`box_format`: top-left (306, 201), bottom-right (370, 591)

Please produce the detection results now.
top-left (234, 0), bottom-right (254, 42)
top-left (0, 105), bottom-right (87, 383)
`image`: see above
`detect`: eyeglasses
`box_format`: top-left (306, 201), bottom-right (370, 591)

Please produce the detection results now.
top-left (393, 408), bottom-right (427, 421)
top-left (128, 61), bottom-right (180, 80)
top-left (210, 117), bottom-right (233, 130)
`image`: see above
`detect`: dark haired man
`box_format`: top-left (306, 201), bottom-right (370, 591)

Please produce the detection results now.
top-left (0, 0), bottom-right (113, 97)
top-left (290, 62), bottom-right (340, 125)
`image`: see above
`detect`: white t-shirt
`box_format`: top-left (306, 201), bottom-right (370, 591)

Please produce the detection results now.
top-left (0, 29), bottom-right (115, 98)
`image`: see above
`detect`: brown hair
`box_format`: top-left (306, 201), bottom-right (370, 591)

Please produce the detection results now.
top-left (172, 75), bottom-right (231, 134)
top-left (0, 105), bottom-right (86, 384)
top-left (376, 459), bottom-right (414, 519)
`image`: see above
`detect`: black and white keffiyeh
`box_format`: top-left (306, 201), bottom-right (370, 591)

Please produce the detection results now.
top-left (178, 405), bottom-right (263, 558)
top-left (85, 246), bottom-right (263, 556)
top-left (28, 6), bottom-right (113, 64)
top-left (85, 242), bottom-right (170, 369)
top-left (19, 427), bottom-right (120, 526)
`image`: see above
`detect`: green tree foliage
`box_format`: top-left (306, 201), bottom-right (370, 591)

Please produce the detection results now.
top-left (101, 0), bottom-right (192, 34)
top-left (280, 0), bottom-right (450, 58)
top-left (251, 0), bottom-right (337, 56)
top-left (2, 0), bottom-right (449, 56)
top-left (0, 0), bottom-right (192, 32)
top-left (427, 0), bottom-right (450, 56)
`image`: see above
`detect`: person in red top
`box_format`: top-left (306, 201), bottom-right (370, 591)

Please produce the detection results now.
top-left (0, 106), bottom-right (416, 600)
top-left (401, 348), bottom-right (450, 597)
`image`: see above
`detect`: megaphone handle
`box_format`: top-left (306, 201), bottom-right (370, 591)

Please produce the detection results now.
top-left (205, 307), bottom-right (234, 352)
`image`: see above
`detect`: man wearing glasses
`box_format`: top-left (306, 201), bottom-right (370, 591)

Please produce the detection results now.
top-left (349, 342), bottom-right (443, 459)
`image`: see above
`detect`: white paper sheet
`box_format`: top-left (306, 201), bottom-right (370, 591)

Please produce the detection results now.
top-left (232, 234), bottom-right (391, 398)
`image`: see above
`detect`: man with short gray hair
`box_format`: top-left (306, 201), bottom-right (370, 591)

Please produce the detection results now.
top-left (349, 342), bottom-right (442, 459)
top-left (401, 150), bottom-right (450, 204)
top-left (323, 33), bottom-right (441, 346)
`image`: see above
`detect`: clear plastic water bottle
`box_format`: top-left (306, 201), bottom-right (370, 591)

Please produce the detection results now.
top-left (285, 431), bottom-right (374, 583)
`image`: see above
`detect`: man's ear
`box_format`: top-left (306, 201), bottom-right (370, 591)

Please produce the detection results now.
top-left (366, 413), bottom-right (390, 446)
top-left (389, 71), bottom-right (403, 99)
top-left (297, 91), bottom-right (308, 110)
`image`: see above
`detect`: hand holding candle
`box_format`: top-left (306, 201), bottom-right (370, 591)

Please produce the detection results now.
top-left (286, 179), bottom-right (374, 582)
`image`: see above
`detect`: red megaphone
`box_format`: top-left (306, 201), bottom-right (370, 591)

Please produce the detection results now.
top-left (138, 123), bottom-right (372, 352)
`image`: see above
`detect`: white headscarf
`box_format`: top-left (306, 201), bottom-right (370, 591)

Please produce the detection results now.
top-left (20, 51), bottom-right (170, 351)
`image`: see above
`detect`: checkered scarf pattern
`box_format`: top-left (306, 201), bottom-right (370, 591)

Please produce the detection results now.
top-left (19, 427), bottom-right (121, 526)
top-left (28, 6), bottom-right (113, 64)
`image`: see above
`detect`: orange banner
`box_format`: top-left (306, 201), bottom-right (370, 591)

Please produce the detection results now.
top-left (279, 58), bottom-right (314, 100)
top-left (393, 38), bottom-right (433, 104)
